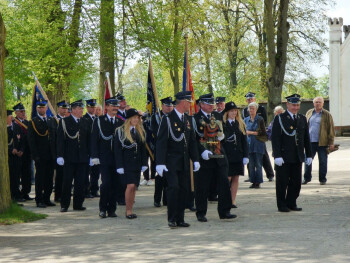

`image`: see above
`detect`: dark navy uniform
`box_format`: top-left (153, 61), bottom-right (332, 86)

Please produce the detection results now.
top-left (116, 106), bottom-right (127, 204)
top-left (156, 107), bottom-right (199, 225)
top-left (57, 109), bottom-right (90, 211)
top-left (91, 111), bottom-right (123, 216)
top-left (28, 113), bottom-right (55, 207)
top-left (272, 95), bottom-right (312, 211)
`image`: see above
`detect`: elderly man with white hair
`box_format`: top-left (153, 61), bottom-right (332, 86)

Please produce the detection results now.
top-left (302, 97), bottom-right (335, 185)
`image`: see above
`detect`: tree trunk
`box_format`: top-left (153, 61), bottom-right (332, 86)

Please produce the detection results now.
top-left (99, 0), bottom-right (115, 103)
top-left (0, 12), bottom-right (11, 213)
top-left (265, 0), bottom-right (290, 122)
top-left (172, 0), bottom-right (180, 94)
top-left (204, 45), bottom-right (213, 93)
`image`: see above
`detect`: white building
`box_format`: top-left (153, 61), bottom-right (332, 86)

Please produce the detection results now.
top-left (329, 17), bottom-right (350, 135)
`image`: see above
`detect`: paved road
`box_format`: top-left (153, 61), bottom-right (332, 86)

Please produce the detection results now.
top-left (1, 138), bottom-right (349, 263)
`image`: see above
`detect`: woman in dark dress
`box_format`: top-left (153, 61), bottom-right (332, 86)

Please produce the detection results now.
top-left (222, 102), bottom-right (249, 208)
top-left (115, 108), bottom-right (148, 219)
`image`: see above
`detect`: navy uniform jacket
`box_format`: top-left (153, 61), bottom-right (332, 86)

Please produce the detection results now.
top-left (56, 115), bottom-right (90, 164)
top-left (114, 128), bottom-right (148, 172)
top-left (82, 113), bottom-right (95, 133)
top-left (222, 120), bottom-right (248, 163)
top-left (47, 116), bottom-right (62, 160)
top-left (243, 105), bottom-right (267, 124)
top-left (271, 111), bottom-right (312, 163)
top-left (193, 110), bottom-right (227, 167)
top-left (151, 111), bottom-right (165, 139)
top-left (27, 116), bottom-right (54, 161)
top-left (90, 114), bottom-right (123, 166)
top-left (13, 118), bottom-right (31, 155)
top-left (156, 110), bottom-right (199, 172)
top-left (7, 124), bottom-right (18, 154)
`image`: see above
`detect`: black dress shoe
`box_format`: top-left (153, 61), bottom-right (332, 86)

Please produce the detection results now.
top-left (208, 196), bottom-right (218, 202)
top-left (302, 180), bottom-right (310, 185)
top-left (154, 202), bottom-right (161, 207)
top-left (23, 195), bottom-right (34, 201)
top-left (91, 192), bottom-right (100, 197)
top-left (268, 177), bottom-right (274, 182)
top-left (288, 206), bottom-right (302, 211)
top-left (15, 197), bottom-right (26, 202)
top-left (45, 201), bottom-right (56, 206)
top-left (60, 208), bottom-right (68, 212)
top-left (118, 201), bottom-right (126, 206)
top-left (108, 212), bottom-right (117, 217)
top-left (219, 213), bottom-right (237, 220)
top-left (99, 211), bottom-right (107, 218)
top-left (54, 198), bottom-right (61, 203)
top-left (249, 184), bottom-right (255, 188)
top-left (85, 193), bottom-right (94, 198)
top-left (244, 179), bottom-right (250, 182)
top-left (168, 222), bottom-right (177, 228)
top-left (231, 204), bottom-right (238, 208)
top-left (125, 214), bottom-right (137, 219)
top-left (197, 215), bottom-right (208, 222)
top-left (188, 206), bottom-right (196, 212)
top-left (278, 207), bottom-right (290, 212)
top-left (177, 222), bottom-right (190, 227)
top-left (36, 203), bottom-right (47, 208)
top-left (73, 206), bottom-right (86, 211)
top-left (320, 181), bottom-right (326, 185)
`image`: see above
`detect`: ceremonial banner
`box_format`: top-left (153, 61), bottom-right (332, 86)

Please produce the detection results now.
top-left (103, 72), bottom-right (113, 114)
top-left (182, 51), bottom-right (198, 115)
top-left (31, 84), bottom-right (54, 119)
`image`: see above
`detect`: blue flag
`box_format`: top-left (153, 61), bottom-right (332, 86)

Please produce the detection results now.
top-left (31, 85), bottom-right (53, 119)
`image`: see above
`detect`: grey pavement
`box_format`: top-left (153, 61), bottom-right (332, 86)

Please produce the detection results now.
top-left (0, 138), bottom-right (350, 263)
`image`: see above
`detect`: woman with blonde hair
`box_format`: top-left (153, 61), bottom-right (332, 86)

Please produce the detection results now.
top-left (115, 108), bottom-right (148, 219)
top-left (222, 101), bottom-right (249, 208)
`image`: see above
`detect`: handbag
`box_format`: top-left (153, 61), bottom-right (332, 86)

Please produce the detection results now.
top-left (255, 117), bottom-right (268, 143)
top-left (326, 144), bottom-right (339, 154)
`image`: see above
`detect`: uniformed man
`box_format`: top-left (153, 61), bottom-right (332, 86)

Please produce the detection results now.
top-left (242, 92), bottom-right (275, 182)
top-left (49, 100), bottom-right (69, 203)
top-left (215, 97), bottom-right (226, 116)
top-left (272, 94), bottom-right (312, 212)
top-left (13, 102), bottom-right (33, 201)
top-left (151, 96), bottom-right (173, 207)
top-left (156, 91), bottom-right (200, 228)
top-left (57, 100), bottom-right (90, 212)
top-left (90, 96), bottom-right (123, 218)
top-left (27, 99), bottom-right (55, 208)
top-left (82, 99), bottom-right (99, 198)
top-left (193, 93), bottom-right (236, 222)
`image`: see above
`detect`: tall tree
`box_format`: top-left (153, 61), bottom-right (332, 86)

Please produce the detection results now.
top-left (0, 12), bottom-right (11, 212)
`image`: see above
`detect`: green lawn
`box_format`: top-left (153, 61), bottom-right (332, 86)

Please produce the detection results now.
top-left (0, 202), bottom-right (47, 225)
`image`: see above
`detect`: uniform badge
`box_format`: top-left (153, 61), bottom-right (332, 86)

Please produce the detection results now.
top-left (290, 126), bottom-right (293, 129)
top-left (104, 117), bottom-right (108, 121)
top-left (17, 134), bottom-right (21, 140)
top-left (200, 126), bottom-right (203, 130)
top-left (178, 128), bottom-right (181, 131)
top-left (174, 123), bottom-right (177, 127)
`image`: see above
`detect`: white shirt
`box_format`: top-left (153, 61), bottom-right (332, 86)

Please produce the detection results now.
top-left (106, 113), bottom-right (115, 123)
top-left (174, 108), bottom-right (184, 121)
top-left (71, 114), bottom-right (79, 123)
top-left (37, 114), bottom-right (47, 121)
top-left (228, 118), bottom-right (235, 125)
top-left (87, 112), bottom-right (95, 120)
top-left (287, 110), bottom-right (297, 119)
top-left (201, 109), bottom-right (211, 119)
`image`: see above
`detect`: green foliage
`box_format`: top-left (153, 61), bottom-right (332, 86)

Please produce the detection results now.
top-left (0, 202), bottom-right (47, 225)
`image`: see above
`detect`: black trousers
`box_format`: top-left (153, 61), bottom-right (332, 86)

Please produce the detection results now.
top-left (263, 147), bottom-right (274, 179)
top-left (164, 169), bottom-right (188, 223)
top-left (61, 163), bottom-right (86, 209)
top-left (275, 162), bottom-right (302, 209)
top-left (9, 154), bottom-right (21, 199)
top-left (55, 164), bottom-right (64, 200)
top-left (195, 162), bottom-right (232, 217)
top-left (154, 175), bottom-right (167, 205)
top-left (20, 154), bottom-right (32, 196)
top-left (143, 157), bottom-right (156, 181)
top-left (34, 159), bottom-right (54, 204)
top-left (99, 165), bottom-right (118, 213)
top-left (90, 165), bottom-right (100, 195)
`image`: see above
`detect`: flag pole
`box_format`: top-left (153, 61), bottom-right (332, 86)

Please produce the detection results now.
top-left (32, 72), bottom-right (57, 117)
top-left (105, 72), bottom-right (113, 96)
top-left (184, 34), bottom-right (195, 193)
top-left (147, 50), bottom-right (160, 110)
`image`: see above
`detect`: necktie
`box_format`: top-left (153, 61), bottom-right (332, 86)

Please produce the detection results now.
top-left (207, 114), bottom-right (211, 120)
top-left (110, 118), bottom-right (114, 124)
top-left (43, 117), bottom-right (46, 122)
top-left (131, 128), bottom-right (135, 134)
top-left (293, 114), bottom-right (296, 121)
top-left (77, 118), bottom-right (80, 124)
top-left (181, 115), bottom-right (184, 123)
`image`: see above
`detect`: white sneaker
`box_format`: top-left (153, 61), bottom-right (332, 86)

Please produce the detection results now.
top-left (140, 179), bottom-right (148, 186)
top-left (146, 180), bottom-right (154, 186)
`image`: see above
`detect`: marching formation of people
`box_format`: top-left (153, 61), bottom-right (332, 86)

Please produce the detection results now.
top-left (6, 90), bottom-right (335, 227)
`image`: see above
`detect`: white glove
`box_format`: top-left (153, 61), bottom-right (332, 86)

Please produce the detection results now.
top-left (305, 157), bottom-right (312, 166)
top-left (89, 158), bottom-right (94, 167)
top-left (274, 157), bottom-right (284, 166)
top-left (201, 150), bottom-right (213, 161)
top-left (193, 162), bottom-right (200, 172)
top-left (217, 134), bottom-right (225, 141)
top-left (243, 157), bottom-right (249, 165)
top-left (56, 157), bottom-right (64, 166)
top-left (156, 165), bottom-right (168, 177)
top-left (117, 168), bottom-right (124, 174)
top-left (141, 166), bottom-right (148, 173)
top-left (91, 158), bottom-right (100, 165)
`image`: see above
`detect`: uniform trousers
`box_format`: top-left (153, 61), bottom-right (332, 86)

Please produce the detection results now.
top-left (61, 163), bottom-right (86, 209)
top-left (154, 175), bottom-right (167, 205)
top-left (263, 147), bottom-right (275, 179)
top-left (9, 154), bottom-right (21, 199)
top-left (20, 153), bottom-right (32, 196)
top-left (34, 159), bottom-right (54, 204)
top-left (195, 162), bottom-right (232, 217)
top-left (89, 165), bottom-right (100, 195)
top-left (99, 165), bottom-right (118, 213)
top-left (275, 162), bottom-right (302, 209)
top-left (55, 164), bottom-right (64, 200)
top-left (164, 168), bottom-right (188, 223)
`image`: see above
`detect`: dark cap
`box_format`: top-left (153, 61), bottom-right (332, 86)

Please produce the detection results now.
top-left (36, 98), bottom-right (48, 107)
top-left (286, 94), bottom-right (301, 104)
top-left (126, 108), bottom-right (142, 119)
top-left (215, 97), bottom-right (226, 103)
top-left (199, 93), bottom-right (215, 105)
top-left (105, 96), bottom-right (120, 106)
top-left (116, 93), bottom-right (126, 101)
top-left (7, 110), bottom-right (13, 116)
top-left (13, 102), bottom-right (25, 111)
top-left (160, 96), bottom-right (173, 106)
top-left (175, 91), bottom-right (192, 102)
top-left (70, 99), bottom-right (84, 108)
top-left (57, 100), bottom-right (69, 108)
top-left (245, 92), bottom-right (256, 98)
top-left (86, 99), bottom-right (97, 107)
top-left (223, 101), bottom-right (239, 113)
